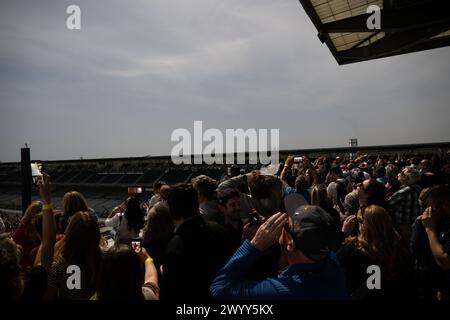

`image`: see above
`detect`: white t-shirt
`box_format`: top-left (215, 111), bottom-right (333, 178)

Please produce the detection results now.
top-left (105, 212), bottom-right (141, 244)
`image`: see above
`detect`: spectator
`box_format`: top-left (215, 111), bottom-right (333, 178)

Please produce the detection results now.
top-left (160, 183), bottom-right (230, 300)
top-left (418, 159), bottom-right (438, 188)
top-left (357, 178), bottom-right (386, 209)
top-left (337, 205), bottom-right (415, 299)
top-left (147, 181), bottom-right (167, 210)
top-left (142, 202), bottom-right (174, 270)
top-left (191, 175), bottom-right (222, 225)
top-left (280, 156), bottom-right (314, 216)
top-left (339, 178), bottom-right (387, 242)
top-left (357, 162), bottom-right (371, 180)
top-left (343, 187), bottom-right (360, 218)
top-left (210, 207), bottom-right (347, 300)
top-left (0, 173), bottom-right (56, 300)
top-left (218, 170), bottom-right (283, 221)
top-left (387, 167), bottom-right (421, 243)
top-left (420, 159), bottom-right (432, 175)
top-left (217, 188), bottom-right (243, 249)
top-left (417, 186), bottom-right (450, 300)
top-left (326, 166), bottom-right (348, 213)
top-left (311, 184), bottom-right (342, 228)
top-left (385, 164), bottom-right (401, 197)
top-left (411, 157), bottom-right (421, 169)
top-left (105, 197), bottom-right (144, 245)
top-left (217, 188), bottom-right (281, 281)
top-left (95, 245), bottom-right (159, 300)
top-left (12, 201), bottom-right (43, 271)
top-left (45, 212), bottom-right (102, 300)
top-left (374, 166), bottom-right (387, 186)
top-left (60, 191), bottom-right (93, 233)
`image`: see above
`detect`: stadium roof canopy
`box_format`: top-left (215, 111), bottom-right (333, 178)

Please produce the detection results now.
top-left (298, 0), bottom-right (450, 65)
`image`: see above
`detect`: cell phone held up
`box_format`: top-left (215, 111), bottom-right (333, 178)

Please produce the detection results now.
top-left (294, 157), bottom-right (303, 163)
top-left (248, 211), bottom-right (260, 226)
top-left (31, 162), bottom-right (43, 186)
top-left (131, 239), bottom-right (142, 253)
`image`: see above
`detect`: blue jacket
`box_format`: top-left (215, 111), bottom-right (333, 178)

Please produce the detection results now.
top-left (210, 240), bottom-right (348, 300)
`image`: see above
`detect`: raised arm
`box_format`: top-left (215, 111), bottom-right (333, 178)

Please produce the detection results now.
top-left (34, 173), bottom-right (56, 273)
top-left (218, 174), bottom-right (248, 191)
top-left (304, 157), bottom-right (321, 185)
top-left (141, 249), bottom-right (158, 284)
top-left (280, 155), bottom-right (294, 186)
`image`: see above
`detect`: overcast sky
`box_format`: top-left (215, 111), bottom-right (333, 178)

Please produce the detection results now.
top-left (1, 0), bottom-right (449, 162)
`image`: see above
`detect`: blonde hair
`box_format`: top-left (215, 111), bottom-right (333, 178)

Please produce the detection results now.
top-left (345, 205), bottom-right (409, 277)
top-left (24, 201), bottom-right (43, 218)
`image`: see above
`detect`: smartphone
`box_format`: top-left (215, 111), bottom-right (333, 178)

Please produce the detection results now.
top-left (294, 157), bottom-right (303, 163)
top-left (131, 239), bottom-right (142, 253)
top-left (31, 162), bottom-right (43, 185)
top-left (248, 211), bottom-right (260, 226)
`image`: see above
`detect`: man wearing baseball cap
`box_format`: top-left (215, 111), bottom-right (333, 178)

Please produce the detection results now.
top-left (210, 205), bottom-right (348, 300)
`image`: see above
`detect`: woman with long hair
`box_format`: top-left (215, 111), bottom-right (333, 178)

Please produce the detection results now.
top-left (60, 191), bottom-right (89, 233)
top-left (337, 205), bottom-right (415, 299)
top-left (95, 245), bottom-right (158, 300)
top-left (105, 197), bottom-right (144, 245)
top-left (0, 173), bottom-right (56, 300)
top-left (12, 201), bottom-right (43, 271)
top-left (45, 212), bottom-right (102, 300)
top-left (142, 202), bottom-right (174, 268)
top-left (311, 184), bottom-right (342, 228)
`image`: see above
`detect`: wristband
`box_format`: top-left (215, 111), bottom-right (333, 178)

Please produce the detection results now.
top-left (145, 257), bottom-right (154, 264)
top-left (43, 203), bottom-right (53, 210)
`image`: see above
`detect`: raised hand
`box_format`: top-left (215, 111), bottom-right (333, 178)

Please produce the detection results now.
top-left (250, 212), bottom-right (288, 252)
top-left (342, 215), bottom-right (357, 234)
top-left (38, 172), bottom-right (52, 205)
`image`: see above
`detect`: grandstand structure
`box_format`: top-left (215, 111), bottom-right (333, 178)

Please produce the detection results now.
top-left (298, 0), bottom-right (450, 65)
top-left (0, 142), bottom-right (449, 215)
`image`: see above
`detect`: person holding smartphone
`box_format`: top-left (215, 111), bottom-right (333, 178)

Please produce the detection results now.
top-left (104, 197), bottom-right (144, 246)
top-left (0, 172), bottom-right (56, 300)
top-left (95, 245), bottom-right (159, 300)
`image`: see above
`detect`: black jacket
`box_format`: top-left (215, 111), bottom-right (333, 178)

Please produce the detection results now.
top-left (160, 215), bottom-right (231, 300)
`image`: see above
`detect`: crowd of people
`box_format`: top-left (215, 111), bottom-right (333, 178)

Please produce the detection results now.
top-left (0, 211), bottom-right (21, 233)
top-left (1, 153), bottom-right (450, 300)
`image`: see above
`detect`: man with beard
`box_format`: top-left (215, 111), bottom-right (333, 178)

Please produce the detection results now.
top-left (217, 188), bottom-right (281, 281)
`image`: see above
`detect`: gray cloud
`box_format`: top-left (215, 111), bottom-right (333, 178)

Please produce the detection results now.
top-left (1, 0), bottom-right (449, 161)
